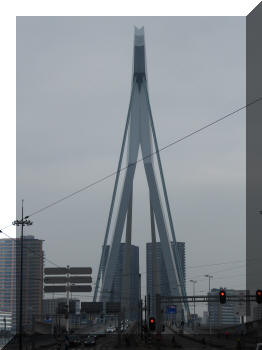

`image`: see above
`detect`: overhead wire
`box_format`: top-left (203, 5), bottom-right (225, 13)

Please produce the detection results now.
top-left (21, 96), bottom-right (262, 220)
top-left (1, 97), bottom-right (261, 294)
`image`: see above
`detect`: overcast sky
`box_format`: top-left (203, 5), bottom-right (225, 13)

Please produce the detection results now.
top-left (16, 16), bottom-right (245, 315)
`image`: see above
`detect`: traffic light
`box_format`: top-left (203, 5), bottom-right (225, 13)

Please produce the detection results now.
top-left (256, 289), bottom-right (262, 304)
top-left (149, 317), bottom-right (156, 331)
top-left (219, 289), bottom-right (226, 304)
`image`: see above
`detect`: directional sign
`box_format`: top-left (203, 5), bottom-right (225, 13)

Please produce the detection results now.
top-left (167, 305), bottom-right (176, 314)
top-left (44, 277), bottom-right (68, 284)
top-left (69, 267), bottom-right (92, 275)
top-left (81, 302), bottom-right (103, 314)
top-left (44, 276), bottom-right (92, 284)
top-left (44, 285), bottom-right (92, 293)
top-left (44, 268), bottom-right (68, 275)
top-left (69, 276), bottom-right (92, 283)
top-left (69, 285), bottom-right (92, 292)
top-left (44, 285), bottom-right (67, 293)
top-left (45, 267), bottom-right (92, 275)
top-left (106, 302), bottom-right (121, 314)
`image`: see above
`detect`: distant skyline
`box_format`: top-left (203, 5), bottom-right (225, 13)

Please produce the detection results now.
top-left (15, 17), bottom-right (245, 316)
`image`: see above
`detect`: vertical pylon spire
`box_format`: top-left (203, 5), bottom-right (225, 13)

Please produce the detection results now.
top-left (94, 27), bottom-right (189, 319)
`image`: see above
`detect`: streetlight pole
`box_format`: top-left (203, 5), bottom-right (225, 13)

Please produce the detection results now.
top-left (190, 280), bottom-right (197, 328)
top-left (12, 200), bottom-right (33, 350)
top-left (204, 274), bottom-right (213, 335)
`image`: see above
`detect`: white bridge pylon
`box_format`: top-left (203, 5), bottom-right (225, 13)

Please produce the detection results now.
top-left (94, 27), bottom-right (189, 316)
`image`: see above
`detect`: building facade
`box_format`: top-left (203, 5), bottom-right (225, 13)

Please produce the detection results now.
top-left (101, 243), bottom-right (140, 320)
top-left (0, 238), bottom-right (16, 330)
top-left (16, 235), bottom-right (44, 330)
top-left (146, 241), bottom-right (186, 318)
top-left (0, 236), bottom-right (44, 331)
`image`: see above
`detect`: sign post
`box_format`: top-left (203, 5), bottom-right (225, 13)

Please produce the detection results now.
top-left (44, 266), bottom-right (92, 332)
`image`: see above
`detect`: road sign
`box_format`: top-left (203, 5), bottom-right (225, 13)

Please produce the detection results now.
top-left (44, 285), bottom-right (92, 293)
top-left (69, 285), bottom-right (92, 292)
top-left (106, 302), bottom-right (121, 314)
top-left (167, 305), bottom-right (177, 314)
top-left (44, 285), bottom-right (67, 293)
top-left (44, 266), bottom-right (92, 295)
top-left (44, 276), bottom-right (92, 284)
top-left (69, 267), bottom-right (92, 275)
top-left (69, 276), bottom-right (92, 283)
top-left (44, 268), bottom-right (68, 275)
top-left (44, 277), bottom-right (68, 284)
top-left (45, 267), bottom-right (92, 275)
top-left (81, 302), bottom-right (103, 314)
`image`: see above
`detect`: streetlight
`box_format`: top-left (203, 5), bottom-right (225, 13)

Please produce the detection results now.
top-left (204, 274), bottom-right (213, 335)
top-left (12, 200), bottom-right (33, 350)
top-left (204, 274), bottom-right (213, 293)
top-left (190, 280), bottom-right (197, 319)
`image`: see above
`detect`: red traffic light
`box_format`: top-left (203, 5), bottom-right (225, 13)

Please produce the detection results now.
top-left (149, 317), bottom-right (156, 330)
top-left (219, 289), bottom-right (226, 304)
top-left (256, 289), bottom-right (262, 304)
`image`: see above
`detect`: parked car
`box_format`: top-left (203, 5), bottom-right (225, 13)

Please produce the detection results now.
top-left (106, 326), bottom-right (114, 333)
top-left (83, 335), bottom-right (96, 346)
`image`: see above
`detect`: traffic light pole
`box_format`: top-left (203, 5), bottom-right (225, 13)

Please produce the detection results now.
top-left (156, 294), bottom-right (161, 333)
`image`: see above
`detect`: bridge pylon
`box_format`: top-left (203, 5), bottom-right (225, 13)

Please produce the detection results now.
top-left (94, 27), bottom-right (189, 320)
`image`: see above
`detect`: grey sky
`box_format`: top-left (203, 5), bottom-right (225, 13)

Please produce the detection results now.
top-left (16, 16), bottom-right (245, 314)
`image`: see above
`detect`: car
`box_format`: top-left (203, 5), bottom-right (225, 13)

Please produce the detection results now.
top-left (83, 335), bottom-right (96, 346)
top-left (256, 344), bottom-right (262, 350)
top-left (106, 326), bottom-right (114, 333)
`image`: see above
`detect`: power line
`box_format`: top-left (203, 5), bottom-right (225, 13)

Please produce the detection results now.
top-left (24, 96), bottom-right (262, 219)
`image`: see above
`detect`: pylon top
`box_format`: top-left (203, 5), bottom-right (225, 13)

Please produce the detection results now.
top-left (133, 26), bottom-right (146, 78)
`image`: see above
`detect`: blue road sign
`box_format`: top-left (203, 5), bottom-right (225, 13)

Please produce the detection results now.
top-left (167, 305), bottom-right (176, 314)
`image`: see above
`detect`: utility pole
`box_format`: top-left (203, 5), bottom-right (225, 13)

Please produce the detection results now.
top-left (13, 200), bottom-right (33, 350)
top-left (204, 274), bottom-right (213, 335)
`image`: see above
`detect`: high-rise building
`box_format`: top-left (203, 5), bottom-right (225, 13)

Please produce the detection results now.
top-left (101, 243), bottom-right (140, 320)
top-left (0, 235), bottom-right (44, 331)
top-left (0, 238), bottom-right (16, 326)
top-left (208, 288), bottom-right (241, 328)
top-left (16, 235), bottom-right (44, 330)
top-left (146, 241), bottom-right (186, 317)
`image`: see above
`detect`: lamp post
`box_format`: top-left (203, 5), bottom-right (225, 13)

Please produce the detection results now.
top-left (190, 280), bottom-right (197, 327)
top-left (204, 274), bottom-right (213, 335)
top-left (12, 200), bottom-right (33, 350)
